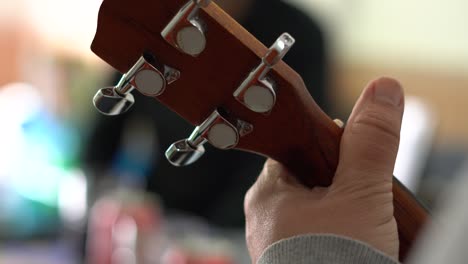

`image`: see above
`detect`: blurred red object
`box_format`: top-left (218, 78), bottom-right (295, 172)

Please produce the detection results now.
top-left (162, 246), bottom-right (234, 264)
top-left (86, 191), bottom-right (161, 264)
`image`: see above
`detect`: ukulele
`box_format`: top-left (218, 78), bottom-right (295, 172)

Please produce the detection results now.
top-left (90, 0), bottom-right (428, 260)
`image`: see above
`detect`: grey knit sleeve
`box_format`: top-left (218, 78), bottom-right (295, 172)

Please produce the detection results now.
top-left (257, 234), bottom-right (400, 264)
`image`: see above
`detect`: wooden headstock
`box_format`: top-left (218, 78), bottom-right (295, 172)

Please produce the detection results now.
top-left (91, 0), bottom-right (427, 260)
top-left (92, 0), bottom-right (342, 186)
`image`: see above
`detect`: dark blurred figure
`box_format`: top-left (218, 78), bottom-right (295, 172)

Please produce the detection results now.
top-left (84, 0), bottom-right (328, 227)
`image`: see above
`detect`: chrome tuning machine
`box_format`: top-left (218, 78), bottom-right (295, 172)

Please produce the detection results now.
top-left (234, 33), bottom-right (295, 114)
top-left (165, 110), bottom-right (253, 166)
top-left (161, 0), bottom-right (211, 57)
top-left (93, 53), bottom-right (180, 116)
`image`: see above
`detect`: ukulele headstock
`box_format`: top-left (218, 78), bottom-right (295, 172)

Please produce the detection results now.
top-left (91, 0), bottom-right (342, 187)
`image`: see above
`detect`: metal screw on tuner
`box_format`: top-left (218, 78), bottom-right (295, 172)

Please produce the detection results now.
top-left (161, 0), bottom-right (211, 57)
top-left (93, 53), bottom-right (180, 116)
top-left (165, 110), bottom-right (253, 166)
top-left (233, 33), bottom-right (295, 114)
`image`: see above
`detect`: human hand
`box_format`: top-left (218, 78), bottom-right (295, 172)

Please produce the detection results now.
top-left (244, 77), bottom-right (404, 263)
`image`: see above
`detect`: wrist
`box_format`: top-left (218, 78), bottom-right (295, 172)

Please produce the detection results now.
top-left (257, 234), bottom-right (399, 264)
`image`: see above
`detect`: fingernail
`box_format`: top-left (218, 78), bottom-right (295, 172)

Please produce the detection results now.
top-left (373, 78), bottom-right (403, 106)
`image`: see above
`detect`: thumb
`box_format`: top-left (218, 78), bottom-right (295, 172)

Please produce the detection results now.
top-left (334, 77), bottom-right (404, 187)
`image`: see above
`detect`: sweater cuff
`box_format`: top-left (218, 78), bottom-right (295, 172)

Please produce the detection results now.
top-left (257, 234), bottom-right (399, 264)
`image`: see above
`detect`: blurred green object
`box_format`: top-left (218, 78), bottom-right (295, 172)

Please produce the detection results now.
top-left (0, 83), bottom-right (81, 239)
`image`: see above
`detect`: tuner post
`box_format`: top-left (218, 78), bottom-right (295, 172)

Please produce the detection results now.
top-left (93, 54), bottom-right (180, 116)
top-left (161, 0), bottom-right (212, 57)
top-left (233, 33), bottom-right (295, 114)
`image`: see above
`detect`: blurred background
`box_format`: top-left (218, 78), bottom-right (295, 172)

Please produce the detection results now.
top-left (0, 0), bottom-right (467, 263)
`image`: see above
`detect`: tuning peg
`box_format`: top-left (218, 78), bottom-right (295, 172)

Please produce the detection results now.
top-left (93, 87), bottom-right (135, 116)
top-left (166, 109), bottom-right (252, 166)
top-left (234, 33), bottom-right (295, 114)
top-left (93, 53), bottom-right (180, 116)
top-left (161, 0), bottom-right (211, 57)
top-left (165, 137), bottom-right (207, 167)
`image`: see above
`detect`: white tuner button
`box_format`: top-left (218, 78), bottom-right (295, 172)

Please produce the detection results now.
top-left (134, 69), bottom-right (165, 96)
top-left (177, 26), bottom-right (207, 56)
top-left (161, 0), bottom-right (211, 57)
top-left (207, 123), bottom-right (239, 149)
top-left (243, 85), bottom-right (276, 113)
top-left (234, 33), bottom-right (295, 114)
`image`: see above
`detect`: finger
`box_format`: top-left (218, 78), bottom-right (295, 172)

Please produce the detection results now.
top-left (256, 159), bottom-right (300, 189)
top-left (246, 159), bottom-right (299, 204)
top-left (334, 77), bottom-right (405, 187)
top-left (244, 159), bottom-right (282, 214)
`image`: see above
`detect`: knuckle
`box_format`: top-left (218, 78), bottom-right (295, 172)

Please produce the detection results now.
top-left (243, 181), bottom-right (291, 216)
top-left (332, 180), bottom-right (394, 211)
top-left (352, 108), bottom-right (401, 146)
top-left (244, 185), bottom-right (258, 215)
